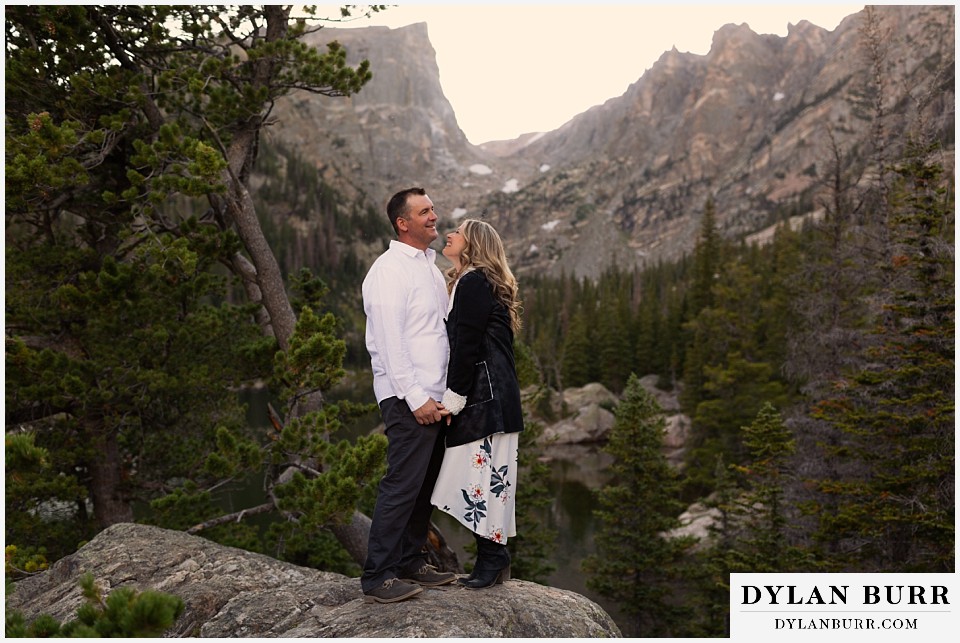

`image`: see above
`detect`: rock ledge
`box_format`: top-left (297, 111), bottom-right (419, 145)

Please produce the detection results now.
top-left (7, 523), bottom-right (621, 638)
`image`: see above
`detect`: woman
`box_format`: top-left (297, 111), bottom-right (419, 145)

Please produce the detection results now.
top-left (433, 218), bottom-right (524, 590)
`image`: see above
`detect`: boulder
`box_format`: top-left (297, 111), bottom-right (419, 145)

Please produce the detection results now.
top-left (561, 382), bottom-right (619, 411)
top-left (539, 443), bottom-right (616, 489)
top-left (662, 413), bottom-right (692, 468)
top-left (636, 374), bottom-right (681, 413)
top-left (664, 499), bottom-right (723, 553)
top-left (6, 523), bottom-right (621, 638)
top-left (537, 383), bottom-right (618, 445)
top-left (541, 403), bottom-right (616, 444)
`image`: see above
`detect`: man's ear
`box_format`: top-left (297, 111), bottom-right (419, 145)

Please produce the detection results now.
top-left (396, 216), bottom-right (409, 233)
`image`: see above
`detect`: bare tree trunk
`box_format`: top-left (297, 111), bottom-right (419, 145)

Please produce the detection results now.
top-left (218, 148), bottom-right (297, 351)
top-left (426, 521), bottom-right (463, 573)
top-left (230, 252), bottom-right (275, 340)
top-left (327, 513), bottom-right (463, 574)
top-left (329, 510), bottom-right (372, 566)
top-left (212, 6), bottom-right (297, 351)
top-left (203, 7), bottom-right (380, 567)
top-left (88, 429), bottom-right (134, 528)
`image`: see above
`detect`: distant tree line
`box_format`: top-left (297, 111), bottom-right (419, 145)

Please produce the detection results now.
top-left (526, 140), bottom-right (954, 634)
top-left (562, 8), bottom-right (955, 631)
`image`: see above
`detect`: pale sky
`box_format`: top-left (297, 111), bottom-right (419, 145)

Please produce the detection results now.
top-left (314, 3), bottom-right (866, 144)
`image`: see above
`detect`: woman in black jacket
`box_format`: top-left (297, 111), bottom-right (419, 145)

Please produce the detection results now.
top-left (433, 218), bottom-right (524, 589)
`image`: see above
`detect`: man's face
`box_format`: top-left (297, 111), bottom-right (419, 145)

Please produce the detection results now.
top-left (397, 193), bottom-right (438, 250)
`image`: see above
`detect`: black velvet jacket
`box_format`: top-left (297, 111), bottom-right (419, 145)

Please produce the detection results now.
top-left (444, 269), bottom-right (524, 448)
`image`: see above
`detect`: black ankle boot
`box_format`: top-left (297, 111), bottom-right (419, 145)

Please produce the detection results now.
top-left (461, 534), bottom-right (511, 590)
top-left (456, 568), bottom-right (478, 585)
top-left (462, 564), bottom-right (510, 589)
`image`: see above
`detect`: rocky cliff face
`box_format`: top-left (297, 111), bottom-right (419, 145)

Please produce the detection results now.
top-left (268, 22), bottom-right (519, 213)
top-left (260, 5), bottom-right (954, 279)
top-left (7, 523), bottom-right (622, 638)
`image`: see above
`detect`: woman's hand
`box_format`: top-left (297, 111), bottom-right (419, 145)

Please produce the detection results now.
top-left (413, 399), bottom-right (445, 425)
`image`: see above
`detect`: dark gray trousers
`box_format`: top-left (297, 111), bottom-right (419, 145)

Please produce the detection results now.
top-left (360, 396), bottom-right (446, 593)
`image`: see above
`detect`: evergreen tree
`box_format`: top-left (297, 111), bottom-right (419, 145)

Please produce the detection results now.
top-left (679, 198), bottom-right (727, 412)
top-left (5, 573), bottom-right (184, 638)
top-left (513, 338), bottom-right (543, 390)
top-left (595, 279), bottom-right (633, 394)
top-left (681, 259), bottom-right (791, 497)
top-left (519, 274), bottom-right (565, 391)
top-left (560, 307), bottom-right (594, 388)
top-left (5, 5), bottom-right (388, 568)
top-left (582, 374), bottom-right (691, 637)
top-left (809, 140), bottom-right (954, 572)
top-left (681, 455), bottom-right (740, 637)
top-left (757, 222), bottom-right (803, 370)
top-left (5, 229), bottom-right (271, 554)
top-left (729, 404), bottom-right (813, 571)
top-left (4, 434), bottom-right (85, 578)
top-left (684, 407), bottom-right (815, 637)
top-left (633, 287), bottom-right (662, 378)
top-left (689, 197), bottom-right (722, 314)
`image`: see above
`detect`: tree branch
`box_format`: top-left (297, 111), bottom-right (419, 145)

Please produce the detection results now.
top-left (186, 502), bottom-right (275, 534)
top-left (86, 7), bottom-right (165, 131)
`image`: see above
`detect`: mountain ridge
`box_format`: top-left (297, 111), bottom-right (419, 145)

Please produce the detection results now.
top-left (259, 5), bottom-right (954, 280)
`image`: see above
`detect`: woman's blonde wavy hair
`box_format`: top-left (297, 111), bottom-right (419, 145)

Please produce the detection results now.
top-left (447, 218), bottom-right (523, 333)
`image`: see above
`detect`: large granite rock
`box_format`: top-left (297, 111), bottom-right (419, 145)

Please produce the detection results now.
top-left (633, 375), bottom-right (690, 466)
top-left (539, 383), bottom-right (618, 445)
top-left (6, 523), bottom-right (621, 638)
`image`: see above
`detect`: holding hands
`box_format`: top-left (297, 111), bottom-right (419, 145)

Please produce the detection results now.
top-left (413, 399), bottom-right (452, 425)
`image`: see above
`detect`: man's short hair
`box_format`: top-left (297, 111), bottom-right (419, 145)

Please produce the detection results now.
top-left (387, 187), bottom-right (426, 234)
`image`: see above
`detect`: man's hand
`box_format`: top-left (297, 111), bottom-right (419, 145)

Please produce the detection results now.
top-left (413, 399), bottom-right (445, 425)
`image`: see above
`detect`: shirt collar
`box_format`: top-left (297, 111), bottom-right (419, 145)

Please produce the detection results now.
top-left (390, 239), bottom-right (435, 261)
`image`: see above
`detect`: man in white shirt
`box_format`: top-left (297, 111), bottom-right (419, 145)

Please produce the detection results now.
top-left (359, 187), bottom-right (458, 603)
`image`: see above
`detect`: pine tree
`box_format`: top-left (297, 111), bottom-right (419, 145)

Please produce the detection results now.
top-left (5, 232), bottom-right (272, 555)
top-left (5, 573), bottom-right (184, 637)
top-left (595, 279), bottom-right (633, 394)
top-left (810, 140), bottom-right (954, 572)
top-left (730, 404), bottom-right (814, 571)
top-left (633, 289), bottom-right (662, 377)
top-left (5, 5), bottom-right (388, 568)
top-left (560, 307), bottom-right (595, 388)
top-left (683, 407), bottom-right (816, 637)
top-left (681, 259), bottom-right (791, 497)
top-left (4, 434), bottom-right (85, 578)
top-left (681, 454), bottom-right (740, 637)
top-left (679, 198), bottom-right (727, 412)
top-left (582, 374), bottom-right (692, 637)
top-left (689, 197), bottom-right (722, 314)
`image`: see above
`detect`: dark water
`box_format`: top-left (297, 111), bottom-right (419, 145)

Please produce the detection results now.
top-left (239, 383), bottom-right (628, 632)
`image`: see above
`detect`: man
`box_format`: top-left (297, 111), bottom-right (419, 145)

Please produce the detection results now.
top-left (359, 187), bottom-right (458, 603)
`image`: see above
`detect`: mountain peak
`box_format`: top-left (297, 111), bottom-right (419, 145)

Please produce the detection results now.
top-left (262, 5), bottom-right (955, 280)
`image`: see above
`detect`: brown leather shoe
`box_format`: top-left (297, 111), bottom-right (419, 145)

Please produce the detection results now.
top-left (400, 563), bottom-right (457, 587)
top-left (362, 578), bottom-right (423, 603)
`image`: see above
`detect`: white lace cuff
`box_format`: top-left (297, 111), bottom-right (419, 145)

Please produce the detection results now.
top-left (441, 389), bottom-right (467, 415)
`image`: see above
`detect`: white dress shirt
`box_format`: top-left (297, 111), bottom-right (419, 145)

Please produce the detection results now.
top-left (362, 239), bottom-right (450, 411)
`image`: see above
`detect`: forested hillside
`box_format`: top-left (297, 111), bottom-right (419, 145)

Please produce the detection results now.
top-left (5, 6), bottom-right (953, 638)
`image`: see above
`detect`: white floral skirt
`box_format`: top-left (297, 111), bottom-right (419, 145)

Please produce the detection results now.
top-left (431, 432), bottom-right (519, 544)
